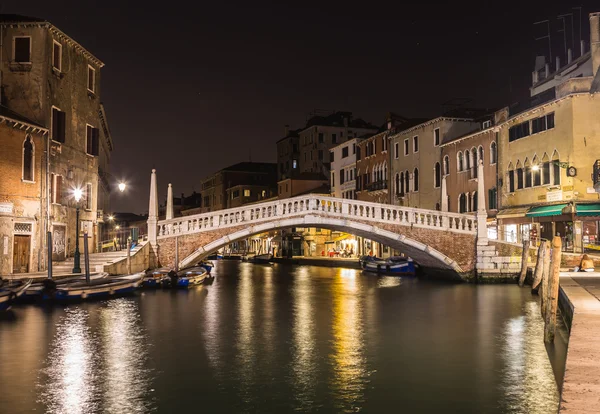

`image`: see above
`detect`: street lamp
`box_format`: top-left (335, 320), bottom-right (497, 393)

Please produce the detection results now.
top-left (118, 182), bottom-right (126, 192)
top-left (72, 187), bottom-right (83, 273)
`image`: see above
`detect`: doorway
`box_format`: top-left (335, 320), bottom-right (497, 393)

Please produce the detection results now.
top-left (13, 235), bottom-right (31, 273)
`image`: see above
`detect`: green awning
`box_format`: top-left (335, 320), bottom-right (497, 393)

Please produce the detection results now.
top-left (526, 204), bottom-right (568, 217)
top-left (577, 203), bottom-right (600, 217)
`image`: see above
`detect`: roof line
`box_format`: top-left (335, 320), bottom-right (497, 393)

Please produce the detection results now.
top-left (0, 20), bottom-right (104, 67)
top-left (389, 117), bottom-right (475, 137)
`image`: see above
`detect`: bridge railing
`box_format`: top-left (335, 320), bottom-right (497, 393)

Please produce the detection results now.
top-left (155, 194), bottom-right (477, 239)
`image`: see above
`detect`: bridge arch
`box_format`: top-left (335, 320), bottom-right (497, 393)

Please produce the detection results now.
top-left (172, 215), bottom-right (467, 276)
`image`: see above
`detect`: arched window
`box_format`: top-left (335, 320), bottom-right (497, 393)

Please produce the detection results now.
top-left (413, 168), bottom-right (419, 192)
top-left (524, 158), bottom-right (532, 188)
top-left (473, 191), bottom-right (478, 211)
top-left (383, 162), bottom-right (387, 183)
top-left (457, 152), bottom-right (464, 171)
top-left (23, 135), bottom-right (34, 182)
top-left (400, 172), bottom-right (405, 195)
top-left (395, 173), bottom-right (400, 195)
top-left (478, 146), bottom-right (484, 165)
top-left (516, 160), bottom-right (524, 189)
top-left (532, 155), bottom-right (541, 186)
top-left (404, 170), bottom-right (410, 193)
top-left (507, 162), bottom-right (515, 192)
top-left (472, 147), bottom-right (478, 169)
top-left (541, 153), bottom-right (550, 185)
top-left (435, 202), bottom-right (440, 211)
top-left (459, 193), bottom-right (467, 213)
top-left (552, 150), bottom-right (560, 185)
top-left (490, 142), bottom-right (497, 164)
top-left (443, 155), bottom-right (450, 175)
top-left (465, 149), bottom-right (471, 171)
top-left (434, 162), bottom-right (441, 188)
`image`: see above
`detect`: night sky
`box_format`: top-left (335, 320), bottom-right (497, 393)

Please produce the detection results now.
top-left (6, 0), bottom-right (598, 213)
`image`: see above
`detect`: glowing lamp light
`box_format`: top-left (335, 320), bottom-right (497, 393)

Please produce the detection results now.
top-left (73, 188), bottom-right (83, 202)
top-left (118, 182), bottom-right (126, 192)
top-left (532, 165), bottom-right (540, 171)
top-left (115, 225), bottom-right (120, 230)
top-left (108, 215), bottom-right (114, 221)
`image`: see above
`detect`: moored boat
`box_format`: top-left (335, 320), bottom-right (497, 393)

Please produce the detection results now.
top-left (248, 253), bottom-right (273, 264)
top-left (143, 268), bottom-right (170, 288)
top-left (47, 272), bottom-right (145, 301)
top-left (359, 255), bottom-right (416, 275)
top-left (162, 267), bottom-right (207, 288)
top-left (197, 260), bottom-right (214, 274)
top-left (23, 274), bottom-right (108, 300)
top-left (0, 279), bottom-right (32, 311)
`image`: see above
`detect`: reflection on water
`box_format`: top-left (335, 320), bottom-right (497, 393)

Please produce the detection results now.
top-left (500, 301), bottom-right (559, 413)
top-left (236, 264), bottom-right (256, 406)
top-left (39, 308), bottom-right (99, 414)
top-left (0, 264), bottom-right (566, 413)
top-left (330, 269), bottom-right (368, 413)
top-left (291, 267), bottom-right (317, 410)
top-left (99, 300), bottom-right (154, 413)
top-left (38, 302), bottom-right (154, 414)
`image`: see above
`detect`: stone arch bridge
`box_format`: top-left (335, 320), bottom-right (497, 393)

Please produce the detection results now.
top-left (144, 169), bottom-right (522, 281)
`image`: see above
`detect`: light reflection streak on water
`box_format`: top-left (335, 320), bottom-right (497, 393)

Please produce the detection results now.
top-left (99, 299), bottom-right (154, 413)
top-left (377, 276), bottom-right (401, 288)
top-left (237, 265), bottom-right (255, 404)
top-left (501, 301), bottom-right (559, 413)
top-left (39, 308), bottom-right (98, 414)
top-left (262, 267), bottom-right (275, 359)
top-left (204, 270), bottom-right (222, 378)
top-left (292, 267), bottom-right (317, 410)
top-left (330, 268), bottom-right (367, 413)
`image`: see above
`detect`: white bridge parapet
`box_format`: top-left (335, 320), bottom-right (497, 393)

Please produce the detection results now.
top-left (155, 194), bottom-right (477, 239)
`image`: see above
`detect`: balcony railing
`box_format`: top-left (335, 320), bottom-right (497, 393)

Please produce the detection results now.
top-left (366, 180), bottom-right (388, 192)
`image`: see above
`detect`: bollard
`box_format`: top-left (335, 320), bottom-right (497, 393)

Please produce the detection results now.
top-left (544, 236), bottom-right (562, 343)
top-left (127, 237), bottom-right (132, 275)
top-left (47, 231), bottom-right (53, 280)
top-left (518, 238), bottom-right (529, 287)
top-left (84, 232), bottom-right (91, 284)
top-left (540, 242), bottom-right (551, 318)
top-left (531, 240), bottom-right (546, 293)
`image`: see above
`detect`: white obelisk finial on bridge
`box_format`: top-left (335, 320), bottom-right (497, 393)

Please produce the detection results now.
top-left (441, 175), bottom-right (448, 212)
top-left (476, 159), bottom-right (488, 244)
top-left (148, 169), bottom-right (159, 247)
top-left (166, 183), bottom-right (174, 220)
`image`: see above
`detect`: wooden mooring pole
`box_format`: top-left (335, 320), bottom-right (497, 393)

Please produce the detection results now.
top-left (540, 242), bottom-right (551, 318)
top-left (518, 238), bottom-right (529, 287)
top-left (544, 236), bottom-right (562, 343)
top-left (531, 240), bottom-right (546, 293)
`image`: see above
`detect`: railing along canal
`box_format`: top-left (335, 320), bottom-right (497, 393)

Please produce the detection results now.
top-left (155, 195), bottom-right (477, 239)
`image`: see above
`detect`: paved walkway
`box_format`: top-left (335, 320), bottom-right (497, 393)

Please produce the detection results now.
top-left (558, 273), bottom-right (600, 413)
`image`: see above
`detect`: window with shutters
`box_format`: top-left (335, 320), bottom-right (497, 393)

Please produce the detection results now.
top-left (14, 37), bottom-right (31, 63)
top-left (413, 136), bottom-right (419, 153)
top-left (488, 188), bottom-right (497, 210)
top-left (342, 147), bottom-right (349, 158)
top-left (50, 174), bottom-right (63, 205)
top-left (404, 139), bottom-right (409, 156)
top-left (85, 183), bottom-right (93, 210)
top-left (52, 107), bottom-right (66, 143)
top-left (433, 128), bottom-right (440, 146)
top-left (53, 41), bottom-right (62, 71)
top-left (86, 125), bottom-right (100, 156)
top-left (339, 169), bottom-right (345, 185)
top-left (87, 65), bottom-right (96, 93)
top-left (22, 136), bottom-right (34, 182)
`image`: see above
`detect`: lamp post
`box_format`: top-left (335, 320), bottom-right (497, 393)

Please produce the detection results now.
top-left (72, 188), bottom-right (83, 274)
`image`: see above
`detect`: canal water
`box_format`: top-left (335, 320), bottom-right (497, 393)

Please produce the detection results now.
top-left (0, 262), bottom-right (567, 413)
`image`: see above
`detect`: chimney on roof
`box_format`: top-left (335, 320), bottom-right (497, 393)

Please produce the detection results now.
top-left (567, 48), bottom-right (572, 64)
top-left (284, 124), bottom-right (289, 136)
top-left (545, 63), bottom-right (550, 78)
top-left (591, 12), bottom-right (600, 76)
